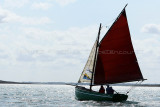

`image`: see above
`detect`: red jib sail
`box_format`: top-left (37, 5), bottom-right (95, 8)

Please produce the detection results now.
top-left (94, 9), bottom-right (144, 84)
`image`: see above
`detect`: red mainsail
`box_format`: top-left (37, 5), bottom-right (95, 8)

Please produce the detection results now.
top-left (94, 9), bottom-right (144, 84)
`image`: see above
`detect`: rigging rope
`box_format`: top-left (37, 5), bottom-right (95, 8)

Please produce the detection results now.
top-left (104, 18), bottom-right (116, 28)
top-left (126, 81), bottom-right (143, 95)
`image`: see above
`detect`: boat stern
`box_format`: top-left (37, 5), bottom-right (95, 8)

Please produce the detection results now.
top-left (112, 94), bottom-right (128, 102)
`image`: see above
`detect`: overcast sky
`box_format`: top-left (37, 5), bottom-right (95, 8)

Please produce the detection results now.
top-left (0, 0), bottom-right (159, 83)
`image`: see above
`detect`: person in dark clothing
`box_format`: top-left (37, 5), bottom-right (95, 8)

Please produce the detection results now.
top-left (106, 85), bottom-right (114, 94)
top-left (99, 85), bottom-right (105, 93)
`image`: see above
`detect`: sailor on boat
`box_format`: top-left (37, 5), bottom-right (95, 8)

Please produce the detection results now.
top-left (106, 85), bottom-right (114, 94)
top-left (99, 85), bottom-right (105, 93)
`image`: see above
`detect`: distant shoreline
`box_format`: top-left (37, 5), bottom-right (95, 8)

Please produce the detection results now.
top-left (0, 80), bottom-right (160, 87)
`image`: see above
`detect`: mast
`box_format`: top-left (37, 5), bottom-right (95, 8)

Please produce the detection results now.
top-left (90, 23), bottom-right (101, 91)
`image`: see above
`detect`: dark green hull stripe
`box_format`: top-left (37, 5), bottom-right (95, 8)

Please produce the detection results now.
top-left (76, 89), bottom-right (112, 98)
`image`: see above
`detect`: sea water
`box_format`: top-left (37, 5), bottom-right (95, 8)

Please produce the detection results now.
top-left (0, 84), bottom-right (160, 107)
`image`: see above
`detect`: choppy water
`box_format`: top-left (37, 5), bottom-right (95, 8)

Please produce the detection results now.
top-left (0, 84), bottom-right (160, 107)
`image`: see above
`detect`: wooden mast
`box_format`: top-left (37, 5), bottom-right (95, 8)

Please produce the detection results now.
top-left (90, 23), bottom-right (101, 91)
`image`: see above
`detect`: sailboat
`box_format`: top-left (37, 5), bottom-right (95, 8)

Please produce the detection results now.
top-left (75, 4), bottom-right (146, 102)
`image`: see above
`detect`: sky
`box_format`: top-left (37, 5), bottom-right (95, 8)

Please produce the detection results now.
top-left (0, 0), bottom-right (159, 84)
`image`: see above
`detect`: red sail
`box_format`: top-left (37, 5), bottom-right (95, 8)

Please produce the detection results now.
top-left (94, 9), bottom-right (144, 84)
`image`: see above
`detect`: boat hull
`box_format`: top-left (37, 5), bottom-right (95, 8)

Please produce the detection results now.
top-left (75, 86), bottom-right (128, 102)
